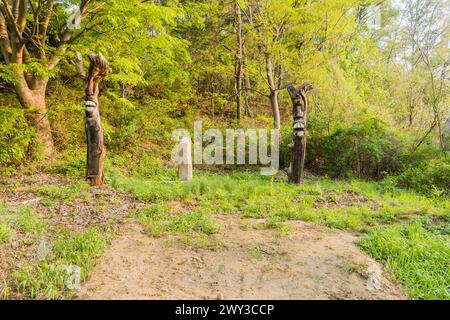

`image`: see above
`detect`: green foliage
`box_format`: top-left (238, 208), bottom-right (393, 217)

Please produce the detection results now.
top-left (359, 221), bottom-right (450, 300)
top-left (12, 229), bottom-right (106, 299)
top-left (0, 64), bottom-right (20, 83)
top-left (394, 153), bottom-right (450, 197)
top-left (26, 182), bottom-right (89, 202)
top-left (46, 85), bottom-right (85, 155)
top-left (44, 156), bottom-right (87, 178)
top-left (279, 125), bottom-right (293, 170)
top-left (0, 222), bottom-right (13, 244)
top-left (99, 93), bottom-right (195, 162)
top-left (0, 106), bottom-right (35, 165)
top-left (13, 207), bottom-right (46, 234)
top-left (75, 0), bottom-right (192, 96)
top-left (1, 0), bottom-right (445, 186)
top-left (139, 203), bottom-right (219, 238)
top-left (307, 117), bottom-right (406, 178)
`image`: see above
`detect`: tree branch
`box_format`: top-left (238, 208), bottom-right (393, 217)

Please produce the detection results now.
top-left (68, 20), bottom-right (102, 44)
top-left (17, 0), bottom-right (27, 33)
top-left (40, 0), bottom-right (55, 37)
top-left (1, 0), bottom-right (23, 42)
top-left (45, 0), bottom-right (92, 71)
top-left (0, 10), bottom-right (12, 62)
top-left (70, 51), bottom-right (86, 79)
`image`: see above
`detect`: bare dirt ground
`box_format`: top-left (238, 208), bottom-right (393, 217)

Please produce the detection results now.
top-left (79, 215), bottom-right (406, 300)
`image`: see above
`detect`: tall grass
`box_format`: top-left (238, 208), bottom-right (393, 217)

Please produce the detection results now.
top-left (359, 221), bottom-right (450, 300)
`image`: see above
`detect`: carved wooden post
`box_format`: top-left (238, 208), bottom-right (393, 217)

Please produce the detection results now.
top-left (73, 52), bottom-right (111, 186)
top-left (177, 137), bottom-right (193, 181)
top-left (286, 83), bottom-right (314, 184)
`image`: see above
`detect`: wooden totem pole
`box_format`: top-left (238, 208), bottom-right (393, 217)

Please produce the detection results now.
top-left (73, 52), bottom-right (111, 186)
top-left (286, 83), bottom-right (314, 184)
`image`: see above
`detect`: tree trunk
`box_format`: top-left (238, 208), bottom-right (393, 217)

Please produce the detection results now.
top-left (30, 92), bottom-right (54, 162)
top-left (235, 63), bottom-right (243, 121)
top-left (269, 91), bottom-right (281, 130)
top-left (287, 83), bottom-right (314, 184)
top-left (234, 1), bottom-right (244, 121)
top-left (244, 72), bottom-right (252, 117)
top-left (243, 1), bottom-right (253, 117)
top-left (14, 76), bottom-right (55, 161)
top-left (242, 44), bottom-right (252, 117)
top-left (78, 52), bottom-right (111, 186)
top-left (265, 53), bottom-right (280, 129)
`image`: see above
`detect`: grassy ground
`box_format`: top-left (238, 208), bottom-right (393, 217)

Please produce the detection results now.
top-left (111, 170), bottom-right (449, 300)
top-left (1, 167), bottom-right (449, 299)
top-left (0, 174), bottom-right (139, 299)
top-left (0, 203), bottom-right (106, 299)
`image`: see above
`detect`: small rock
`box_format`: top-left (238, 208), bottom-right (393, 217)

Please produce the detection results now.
top-left (366, 264), bottom-right (382, 290)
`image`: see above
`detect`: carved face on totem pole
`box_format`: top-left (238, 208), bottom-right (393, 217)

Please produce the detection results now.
top-left (85, 52), bottom-right (112, 118)
top-left (287, 83), bottom-right (314, 138)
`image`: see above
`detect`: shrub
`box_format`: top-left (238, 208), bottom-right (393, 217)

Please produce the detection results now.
top-left (395, 153), bottom-right (450, 197)
top-left (306, 117), bottom-right (405, 178)
top-left (0, 106), bottom-right (35, 165)
top-left (46, 85), bottom-right (84, 154)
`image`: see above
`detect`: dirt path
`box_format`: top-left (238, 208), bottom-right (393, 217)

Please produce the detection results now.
top-left (78, 215), bottom-right (406, 300)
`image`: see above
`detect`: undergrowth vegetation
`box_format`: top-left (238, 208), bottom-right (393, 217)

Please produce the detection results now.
top-left (0, 177), bottom-right (133, 299)
top-left (0, 203), bottom-right (107, 299)
top-left (138, 204), bottom-right (219, 246)
top-left (11, 229), bottom-right (106, 299)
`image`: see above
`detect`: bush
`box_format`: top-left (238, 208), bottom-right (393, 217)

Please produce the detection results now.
top-left (103, 93), bottom-right (192, 161)
top-left (0, 106), bottom-right (35, 165)
top-left (306, 117), bottom-right (405, 179)
top-left (395, 153), bottom-right (450, 197)
top-left (46, 84), bottom-right (84, 154)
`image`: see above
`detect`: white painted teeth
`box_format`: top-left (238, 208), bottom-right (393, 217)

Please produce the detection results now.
top-left (85, 101), bottom-right (96, 107)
